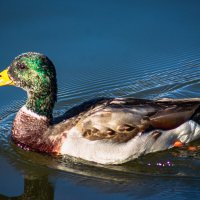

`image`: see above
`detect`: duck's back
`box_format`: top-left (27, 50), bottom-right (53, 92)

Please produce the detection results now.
top-left (68, 98), bottom-right (200, 142)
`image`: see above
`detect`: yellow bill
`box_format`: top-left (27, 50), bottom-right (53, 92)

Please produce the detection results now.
top-left (0, 68), bottom-right (14, 86)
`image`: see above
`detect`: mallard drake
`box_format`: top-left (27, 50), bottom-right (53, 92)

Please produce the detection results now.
top-left (0, 52), bottom-right (200, 164)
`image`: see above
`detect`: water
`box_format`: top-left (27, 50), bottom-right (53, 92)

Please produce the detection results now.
top-left (0, 0), bottom-right (200, 199)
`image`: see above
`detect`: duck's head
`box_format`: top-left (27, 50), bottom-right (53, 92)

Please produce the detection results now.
top-left (0, 52), bottom-right (57, 118)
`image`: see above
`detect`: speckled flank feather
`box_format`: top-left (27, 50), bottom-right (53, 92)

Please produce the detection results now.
top-left (60, 120), bottom-right (200, 164)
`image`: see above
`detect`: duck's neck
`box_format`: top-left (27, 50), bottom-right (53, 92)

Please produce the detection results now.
top-left (26, 87), bottom-right (56, 119)
top-left (12, 85), bottom-right (59, 153)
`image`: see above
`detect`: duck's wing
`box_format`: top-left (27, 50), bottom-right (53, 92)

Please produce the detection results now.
top-left (52, 97), bottom-right (114, 131)
top-left (73, 98), bottom-right (200, 143)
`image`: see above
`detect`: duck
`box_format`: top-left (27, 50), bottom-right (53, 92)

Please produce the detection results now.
top-left (0, 52), bottom-right (200, 164)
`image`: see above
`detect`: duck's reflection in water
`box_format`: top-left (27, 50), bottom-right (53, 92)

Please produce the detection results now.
top-left (0, 176), bottom-right (53, 200)
top-left (1, 145), bottom-right (200, 200)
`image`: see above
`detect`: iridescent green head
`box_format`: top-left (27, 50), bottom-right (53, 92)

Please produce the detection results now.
top-left (1, 52), bottom-right (57, 118)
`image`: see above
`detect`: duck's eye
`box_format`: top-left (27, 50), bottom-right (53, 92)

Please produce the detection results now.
top-left (17, 62), bottom-right (27, 70)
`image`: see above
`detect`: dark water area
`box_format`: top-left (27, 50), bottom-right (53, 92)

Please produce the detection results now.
top-left (0, 0), bottom-right (200, 199)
